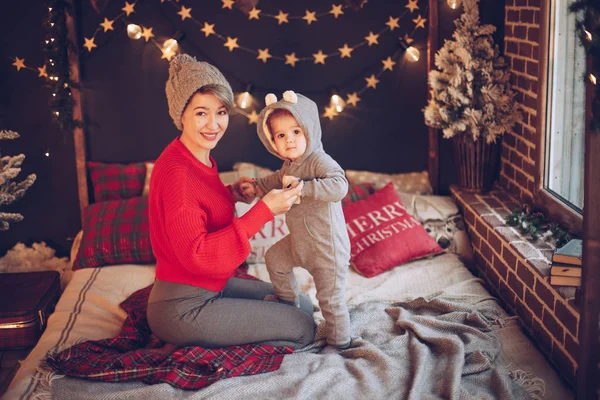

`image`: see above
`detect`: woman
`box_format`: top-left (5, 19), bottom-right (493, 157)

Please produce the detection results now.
top-left (147, 54), bottom-right (315, 349)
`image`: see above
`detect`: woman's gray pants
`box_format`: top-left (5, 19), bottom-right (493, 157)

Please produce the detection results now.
top-left (147, 277), bottom-right (315, 349)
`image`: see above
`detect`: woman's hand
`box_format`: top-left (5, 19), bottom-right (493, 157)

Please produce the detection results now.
top-left (261, 181), bottom-right (303, 215)
top-left (230, 176), bottom-right (257, 204)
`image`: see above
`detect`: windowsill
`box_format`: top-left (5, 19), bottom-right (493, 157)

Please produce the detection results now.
top-left (450, 184), bottom-right (579, 309)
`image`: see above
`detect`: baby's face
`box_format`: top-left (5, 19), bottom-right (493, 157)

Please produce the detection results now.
top-left (271, 114), bottom-right (307, 161)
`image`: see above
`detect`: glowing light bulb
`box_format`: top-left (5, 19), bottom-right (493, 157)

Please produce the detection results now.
top-left (127, 24), bottom-right (142, 40)
top-left (45, 151), bottom-right (50, 157)
top-left (447, 0), bottom-right (461, 9)
top-left (163, 38), bottom-right (179, 54)
top-left (54, 111), bottom-right (60, 116)
top-left (585, 30), bottom-right (592, 41)
top-left (406, 46), bottom-right (420, 62)
top-left (48, 7), bottom-right (52, 11)
top-left (236, 91), bottom-right (253, 109)
top-left (590, 74), bottom-right (597, 85)
top-left (330, 94), bottom-right (346, 113)
top-left (52, 93), bottom-right (56, 97)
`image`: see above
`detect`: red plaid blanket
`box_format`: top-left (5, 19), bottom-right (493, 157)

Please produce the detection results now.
top-left (46, 273), bottom-right (293, 390)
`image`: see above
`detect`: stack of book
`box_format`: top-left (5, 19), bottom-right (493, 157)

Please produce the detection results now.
top-left (550, 239), bottom-right (582, 287)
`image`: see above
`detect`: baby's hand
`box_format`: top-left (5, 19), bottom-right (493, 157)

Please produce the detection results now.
top-left (282, 175), bottom-right (302, 204)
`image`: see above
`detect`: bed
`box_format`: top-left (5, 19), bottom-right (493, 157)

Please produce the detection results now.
top-left (5, 160), bottom-right (573, 400)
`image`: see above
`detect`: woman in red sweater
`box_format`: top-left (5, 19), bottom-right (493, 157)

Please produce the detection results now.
top-left (146, 54), bottom-right (315, 349)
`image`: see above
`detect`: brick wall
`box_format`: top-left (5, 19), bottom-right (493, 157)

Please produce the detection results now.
top-left (500, 0), bottom-right (541, 204)
top-left (451, 186), bottom-right (580, 385)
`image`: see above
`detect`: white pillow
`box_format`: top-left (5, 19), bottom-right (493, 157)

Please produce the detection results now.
top-left (236, 199), bottom-right (288, 264)
top-left (398, 192), bottom-right (473, 264)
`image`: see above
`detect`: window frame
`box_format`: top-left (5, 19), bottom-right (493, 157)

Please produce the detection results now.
top-left (534, 0), bottom-right (583, 236)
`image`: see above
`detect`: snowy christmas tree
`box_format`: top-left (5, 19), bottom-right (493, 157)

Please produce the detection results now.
top-left (0, 130), bottom-right (36, 230)
top-left (423, 0), bottom-right (521, 143)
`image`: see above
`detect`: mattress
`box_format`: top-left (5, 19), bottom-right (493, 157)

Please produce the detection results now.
top-left (5, 253), bottom-right (573, 399)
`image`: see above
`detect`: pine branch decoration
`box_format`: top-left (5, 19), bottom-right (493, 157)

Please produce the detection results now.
top-left (506, 206), bottom-right (571, 248)
top-left (0, 130), bottom-right (36, 231)
top-left (423, 0), bottom-right (521, 143)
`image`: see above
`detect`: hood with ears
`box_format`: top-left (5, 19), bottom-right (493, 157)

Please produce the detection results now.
top-left (257, 91), bottom-right (323, 163)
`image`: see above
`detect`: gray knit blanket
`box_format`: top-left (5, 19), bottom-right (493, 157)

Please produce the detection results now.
top-left (49, 285), bottom-right (535, 400)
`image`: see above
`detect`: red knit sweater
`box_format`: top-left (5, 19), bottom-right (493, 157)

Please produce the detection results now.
top-left (149, 138), bottom-right (274, 291)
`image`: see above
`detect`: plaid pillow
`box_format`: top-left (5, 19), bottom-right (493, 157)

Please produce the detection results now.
top-left (88, 161), bottom-right (147, 202)
top-left (72, 196), bottom-right (155, 270)
top-left (341, 182), bottom-right (375, 207)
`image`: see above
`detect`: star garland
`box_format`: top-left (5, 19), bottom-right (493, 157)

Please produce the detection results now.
top-left (221, 1), bottom-right (362, 24)
top-left (163, 0), bottom-right (426, 66)
top-left (570, 0), bottom-right (600, 132)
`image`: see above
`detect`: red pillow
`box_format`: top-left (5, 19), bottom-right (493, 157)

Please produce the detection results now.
top-left (72, 196), bottom-right (155, 270)
top-left (88, 161), bottom-right (147, 202)
top-left (342, 183), bottom-right (443, 277)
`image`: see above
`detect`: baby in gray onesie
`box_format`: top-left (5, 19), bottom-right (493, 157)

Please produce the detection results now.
top-left (250, 90), bottom-right (352, 349)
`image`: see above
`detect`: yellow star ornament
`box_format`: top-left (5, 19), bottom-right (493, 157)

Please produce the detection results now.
top-left (222, 0), bottom-right (234, 9)
top-left (224, 37), bottom-right (239, 52)
top-left (403, 34), bottom-right (415, 45)
top-left (201, 22), bottom-right (215, 37)
top-left (141, 27), bottom-right (154, 42)
top-left (382, 57), bottom-right (396, 71)
top-left (247, 110), bottom-right (259, 124)
top-left (122, 2), bottom-right (135, 16)
top-left (257, 48), bottom-right (272, 63)
top-left (365, 31), bottom-right (379, 46)
top-left (313, 50), bottom-right (327, 65)
top-left (178, 6), bottom-right (192, 21)
top-left (12, 57), bottom-right (26, 71)
top-left (248, 7), bottom-right (261, 20)
top-left (386, 16), bottom-right (400, 31)
top-left (323, 105), bottom-right (338, 120)
top-left (406, 0), bottom-right (419, 13)
top-left (302, 10), bottom-right (317, 25)
top-left (161, 49), bottom-right (175, 61)
top-left (413, 15), bottom-right (427, 29)
top-left (83, 37), bottom-right (97, 52)
top-left (346, 92), bottom-right (360, 107)
top-left (285, 53), bottom-right (299, 67)
top-left (100, 18), bottom-right (115, 32)
top-left (275, 10), bottom-right (289, 25)
top-left (365, 74), bottom-right (379, 89)
top-left (38, 64), bottom-right (49, 78)
top-left (330, 4), bottom-right (344, 18)
top-left (338, 44), bottom-right (353, 58)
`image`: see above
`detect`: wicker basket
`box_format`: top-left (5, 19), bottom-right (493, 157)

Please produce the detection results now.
top-left (452, 134), bottom-right (501, 192)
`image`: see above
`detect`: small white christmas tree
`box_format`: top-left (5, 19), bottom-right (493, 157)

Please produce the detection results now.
top-left (423, 0), bottom-right (521, 143)
top-left (0, 130), bottom-right (36, 230)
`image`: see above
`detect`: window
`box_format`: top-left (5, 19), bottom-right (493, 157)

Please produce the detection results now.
top-left (544, 1), bottom-right (586, 213)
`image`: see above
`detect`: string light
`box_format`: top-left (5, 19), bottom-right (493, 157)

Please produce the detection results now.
top-left (590, 73), bottom-right (597, 85)
top-left (236, 84), bottom-right (254, 109)
top-left (127, 24), bottom-right (142, 40)
top-left (447, 0), bottom-right (461, 10)
top-left (584, 30), bottom-right (592, 41)
top-left (406, 46), bottom-right (420, 62)
top-left (45, 150), bottom-right (50, 157)
top-left (330, 94), bottom-right (346, 113)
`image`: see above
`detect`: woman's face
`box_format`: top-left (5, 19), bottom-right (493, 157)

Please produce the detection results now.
top-left (180, 92), bottom-right (229, 158)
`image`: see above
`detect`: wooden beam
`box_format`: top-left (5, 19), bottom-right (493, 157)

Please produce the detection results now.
top-left (428, 0), bottom-right (440, 194)
top-left (577, 56), bottom-right (600, 400)
top-left (65, 0), bottom-right (89, 223)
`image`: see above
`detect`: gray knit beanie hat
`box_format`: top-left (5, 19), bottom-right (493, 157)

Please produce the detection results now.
top-left (165, 54), bottom-right (234, 130)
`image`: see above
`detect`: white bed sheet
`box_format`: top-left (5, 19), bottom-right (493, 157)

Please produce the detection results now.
top-left (5, 254), bottom-right (573, 400)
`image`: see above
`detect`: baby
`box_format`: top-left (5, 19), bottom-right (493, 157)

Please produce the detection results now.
top-left (245, 91), bottom-right (352, 349)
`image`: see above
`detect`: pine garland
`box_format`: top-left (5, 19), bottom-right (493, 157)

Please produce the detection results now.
top-left (570, 0), bottom-right (600, 132)
top-left (44, 0), bottom-right (82, 132)
top-left (505, 206), bottom-right (571, 248)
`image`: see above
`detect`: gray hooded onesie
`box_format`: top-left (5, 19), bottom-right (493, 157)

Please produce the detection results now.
top-left (256, 92), bottom-right (351, 347)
